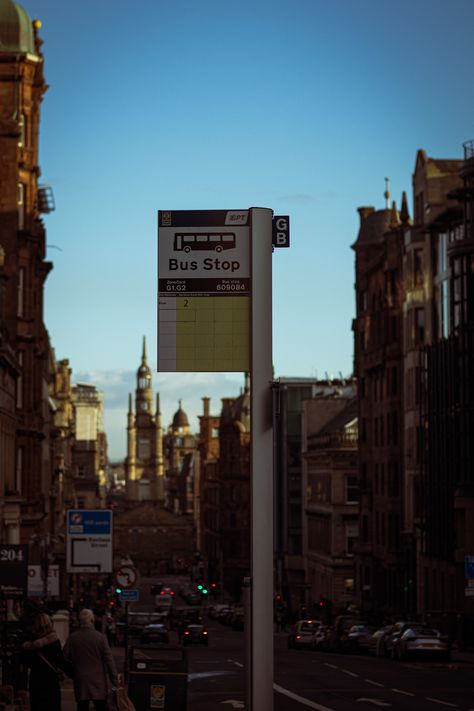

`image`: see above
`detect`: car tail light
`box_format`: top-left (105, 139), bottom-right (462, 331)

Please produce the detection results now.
top-left (296, 635), bottom-right (301, 640)
top-left (184, 631), bottom-right (189, 635)
top-left (203, 631), bottom-right (208, 635)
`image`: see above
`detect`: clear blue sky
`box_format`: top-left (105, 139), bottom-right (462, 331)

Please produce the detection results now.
top-left (21, 0), bottom-right (474, 458)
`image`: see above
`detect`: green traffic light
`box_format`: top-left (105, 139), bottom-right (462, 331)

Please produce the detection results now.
top-left (202, 589), bottom-right (208, 594)
top-left (115, 587), bottom-right (122, 594)
top-left (197, 584), bottom-right (203, 590)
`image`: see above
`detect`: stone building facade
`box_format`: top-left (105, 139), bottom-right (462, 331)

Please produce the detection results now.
top-left (353, 148), bottom-right (474, 640)
top-left (303, 395), bottom-right (358, 614)
top-left (0, 1), bottom-right (54, 552)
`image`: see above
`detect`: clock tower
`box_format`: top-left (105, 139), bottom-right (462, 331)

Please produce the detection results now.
top-left (125, 337), bottom-right (164, 501)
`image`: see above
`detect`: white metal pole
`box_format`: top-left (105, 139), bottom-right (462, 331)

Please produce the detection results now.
top-left (249, 207), bottom-right (274, 710)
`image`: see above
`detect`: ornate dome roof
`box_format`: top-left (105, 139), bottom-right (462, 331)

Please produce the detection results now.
top-left (172, 400), bottom-right (189, 429)
top-left (0, 0), bottom-right (36, 54)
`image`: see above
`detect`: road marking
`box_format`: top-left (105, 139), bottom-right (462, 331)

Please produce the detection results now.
top-left (323, 663), bottom-right (339, 669)
top-left (365, 680), bottom-right (384, 687)
top-left (274, 683), bottom-right (336, 710)
top-left (342, 669), bottom-right (358, 677)
top-left (220, 701), bottom-right (244, 708)
top-left (392, 689), bottom-right (414, 696)
top-left (356, 700), bottom-right (391, 707)
top-left (426, 699), bottom-right (458, 708)
top-left (234, 661), bottom-right (244, 667)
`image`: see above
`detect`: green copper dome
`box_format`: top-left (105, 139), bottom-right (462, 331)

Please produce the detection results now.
top-left (0, 0), bottom-right (36, 55)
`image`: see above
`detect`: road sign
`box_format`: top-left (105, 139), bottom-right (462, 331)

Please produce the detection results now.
top-left (116, 565), bottom-right (138, 589)
top-left (465, 555), bottom-right (474, 579)
top-left (272, 215), bottom-right (290, 248)
top-left (66, 509), bottom-right (113, 573)
top-left (0, 544), bottom-right (28, 597)
top-left (158, 210), bottom-right (250, 372)
top-left (28, 565), bottom-right (60, 597)
top-left (120, 589), bottom-right (139, 602)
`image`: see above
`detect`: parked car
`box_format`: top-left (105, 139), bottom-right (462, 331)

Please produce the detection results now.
top-left (182, 624), bottom-right (209, 646)
top-left (367, 625), bottom-right (393, 656)
top-left (376, 621), bottom-right (412, 658)
top-left (346, 624), bottom-right (373, 653)
top-left (327, 615), bottom-right (359, 652)
top-left (288, 620), bottom-right (321, 649)
top-left (140, 623), bottom-right (169, 645)
top-left (392, 626), bottom-right (450, 661)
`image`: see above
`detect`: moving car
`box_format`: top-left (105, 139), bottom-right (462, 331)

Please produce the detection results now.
top-left (312, 625), bottom-right (331, 651)
top-left (392, 626), bottom-right (450, 661)
top-left (140, 623), bottom-right (170, 645)
top-left (182, 624), bottom-right (209, 646)
top-left (288, 620), bottom-right (321, 649)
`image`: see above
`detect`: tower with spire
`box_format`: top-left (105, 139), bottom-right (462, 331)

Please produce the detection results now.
top-left (125, 337), bottom-right (164, 501)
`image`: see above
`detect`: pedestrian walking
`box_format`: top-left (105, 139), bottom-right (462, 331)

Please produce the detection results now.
top-left (21, 612), bottom-right (71, 711)
top-left (64, 608), bottom-right (119, 711)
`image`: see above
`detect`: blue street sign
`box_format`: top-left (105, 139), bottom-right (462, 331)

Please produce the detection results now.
top-left (67, 510), bottom-right (112, 535)
top-left (465, 555), bottom-right (474, 579)
top-left (120, 589), bottom-right (139, 602)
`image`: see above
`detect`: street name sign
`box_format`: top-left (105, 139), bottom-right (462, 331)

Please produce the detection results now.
top-left (28, 565), bottom-right (60, 597)
top-left (158, 210), bottom-right (250, 372)
top-left (465, 555), bottom-right (474, 579)
top-left (0, 544), bottom-right (28, 597)
top-left (66, 509), bottom-right (113, 573)
top-left (119, 589), bottom-right (139, 602)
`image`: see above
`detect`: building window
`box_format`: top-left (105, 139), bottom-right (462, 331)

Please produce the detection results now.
top-left (344, 578), bottom-right (355, 594)
top-left (345, 522), bottom-right (359, 556)
top-left (15, 447), bottom-right (23, 493)
top-left (18, 113), bottom-right (26, 147)
top-left (415, 308), bottom-right (425, 345)
top-left (17, 267), bottom-right (25, 317)
top-left (77, 497), bottom-right (86, 509)
top-left (212, 427), bottom-right (219, 438)
top-left (18, 183), bottom-right (25, 229)
top-left (346, 476), bottom-right (359, 503)
top-left (76, 465), bottom-right (85, 478)
top-left (16, 351), bottom-right (23, 409)
top-left (414, 249), bottom-right (423, 286)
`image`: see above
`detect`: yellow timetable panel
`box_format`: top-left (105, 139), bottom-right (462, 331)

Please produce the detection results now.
top-left (158, 210), bottom-right (251, 373)
top-left (158, 295), bottom-right (249, 371)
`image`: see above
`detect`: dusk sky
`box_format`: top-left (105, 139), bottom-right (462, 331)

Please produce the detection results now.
top-left (21, 0), bottom-right (474, 458)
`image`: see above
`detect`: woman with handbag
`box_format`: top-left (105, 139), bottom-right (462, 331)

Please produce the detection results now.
top-left (21, 612), bottom-right (71, 711)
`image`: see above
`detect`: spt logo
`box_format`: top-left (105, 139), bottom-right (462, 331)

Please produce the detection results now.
top-left (150, 684), bottom-right (165, 708)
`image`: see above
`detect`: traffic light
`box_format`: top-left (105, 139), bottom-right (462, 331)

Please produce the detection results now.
top-left (197, 584), bottom-right (203, 591)
top-left (115, 586), bottom-right (122, 594)
top-left (201, 587), bottom-right (208, 595)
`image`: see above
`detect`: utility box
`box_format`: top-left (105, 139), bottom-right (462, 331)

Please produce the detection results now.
top-left (128, 645), bottom-right (187, 711)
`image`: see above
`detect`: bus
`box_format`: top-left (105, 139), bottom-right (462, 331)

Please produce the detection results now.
top-left (173, 232), bottom-right (236, 253)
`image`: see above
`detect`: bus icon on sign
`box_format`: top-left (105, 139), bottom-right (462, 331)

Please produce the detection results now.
top-left (173, 232), bottom-right (236, 253)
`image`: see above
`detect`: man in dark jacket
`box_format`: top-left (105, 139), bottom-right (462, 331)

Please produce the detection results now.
top-left (64, 608), bottom-right (119, 711)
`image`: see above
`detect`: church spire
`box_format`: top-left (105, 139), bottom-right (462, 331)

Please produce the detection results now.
top-left (400, 190), bottom-right (411, 225)
top-left (142, 335), bottom-right (147, 365)
top-left (384, 177), bottom-right (390, 209)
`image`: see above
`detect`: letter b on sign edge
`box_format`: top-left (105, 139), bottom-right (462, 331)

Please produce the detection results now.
top-left (272, 215), bottom-right (290, 248)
